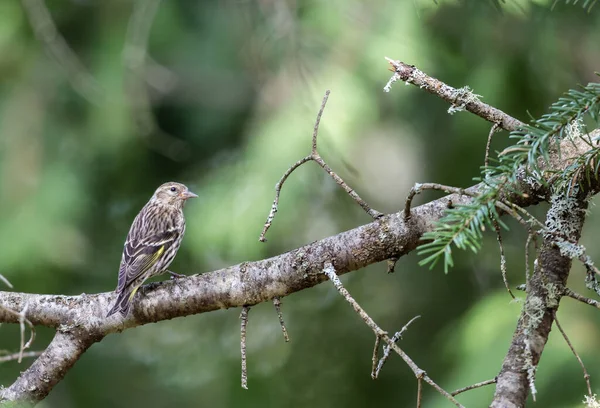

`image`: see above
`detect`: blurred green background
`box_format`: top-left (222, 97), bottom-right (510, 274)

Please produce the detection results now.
top-left (1, 0), bottom-right (600, 407)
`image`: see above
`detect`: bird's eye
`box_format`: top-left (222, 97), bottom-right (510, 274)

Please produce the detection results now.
top-left (170, 187), bottom-right (177, 192)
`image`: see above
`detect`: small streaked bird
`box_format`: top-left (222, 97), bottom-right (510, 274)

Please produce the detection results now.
top-left (107, 182), bottom-right (197, 317)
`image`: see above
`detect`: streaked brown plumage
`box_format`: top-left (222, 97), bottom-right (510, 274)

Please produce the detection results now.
top-left (107, 182), bottom-right (197, 317)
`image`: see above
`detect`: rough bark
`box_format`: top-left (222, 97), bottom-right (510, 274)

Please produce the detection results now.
top-left (490, 193), bottom-right (589, 407)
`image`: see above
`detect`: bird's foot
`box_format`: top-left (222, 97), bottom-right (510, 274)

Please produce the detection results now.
top-left (139, 285), bottom-right (149, 297)
top-left (167, 270), bottom-right (186, 291)
top-left (167, 270), bottom-right (186, 280)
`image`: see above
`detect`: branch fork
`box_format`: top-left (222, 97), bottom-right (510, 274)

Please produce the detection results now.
top-left (259, 90), bottom-right (382, 242)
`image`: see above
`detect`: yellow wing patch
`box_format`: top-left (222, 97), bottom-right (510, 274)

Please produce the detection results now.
top-left (127, 245), bottom-right (165, 286)
top-left (127, 245), bottom-right (165, 301)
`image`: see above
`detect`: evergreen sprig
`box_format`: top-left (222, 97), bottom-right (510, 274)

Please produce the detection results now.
top-left (418, 79), bottom-right (600, 272)
top-left (557, 0), bottom-right (599, 12)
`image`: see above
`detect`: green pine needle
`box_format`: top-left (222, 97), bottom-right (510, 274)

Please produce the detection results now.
top-left (419, 80), bottom-right (600, 272)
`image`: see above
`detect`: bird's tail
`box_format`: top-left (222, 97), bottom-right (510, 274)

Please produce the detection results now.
top-left (106, 285), bottom-right (141, 317)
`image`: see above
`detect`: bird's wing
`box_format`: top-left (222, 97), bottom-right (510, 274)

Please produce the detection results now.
top-left (116, 224), bottom-right (178, 293)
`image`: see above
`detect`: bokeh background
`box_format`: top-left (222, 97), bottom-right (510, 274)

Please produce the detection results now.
top-left (1, 0), bottom-right (600, 407)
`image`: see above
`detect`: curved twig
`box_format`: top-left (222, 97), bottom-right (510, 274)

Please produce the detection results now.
top-left (260, 90), bottom-right (382, 241)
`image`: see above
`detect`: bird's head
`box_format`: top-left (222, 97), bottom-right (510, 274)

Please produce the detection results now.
top-left (151, 182), bottom-right (198, 208)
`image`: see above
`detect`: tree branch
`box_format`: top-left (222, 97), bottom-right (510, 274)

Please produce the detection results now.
top-left (563, 288), bottom-right (600, 309)
top-left (553, 311), bottom-right (592, 397)
top-left (451, 378), bottom-right (497, 397)
top-left (0, 166), bottom-right (546, 403)
top-left (490, 191), bottom-right (589, 407)
top-left (0, 331), bottom-right (95, 402)
top-left (259, 90), bottom-right (382, 242)
top-left (322, 263), bottom-right (462, 407)
top-left (0, 351), bottom-right (43, 364)
top-left (240, 306), bottom-right (250, 390)
top-left (384, 58), bottom-right (525, 131)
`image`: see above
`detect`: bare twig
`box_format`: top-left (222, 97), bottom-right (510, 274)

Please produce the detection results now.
top-left (371, 335), bottom-right (381, 380)
top-left (0, 274), bottom-right (13, 289)
top-left (508, 202), bottom-right (545, 230)
top-left (259, 156), bottom-right (312, 241)
top-left (580, 254), bottom-right (600, 277)
top-left (311, 91), bottom-right (329, 154)
top-left (240, 306), bottom-right (250, 390)
top-left (322, 263), bottom-right (463, 407)
top-left (272, 297), bottom-right (290, 342)
top-left (19, 305), bottom-right (28, 363)
top-left (0, 274), bottom-right (35, 365)
top-left (553, 311), bottom-right (592, 397)
top-left (0, 304), bottom-right (35, 364)
top-left (312, 156), bottom-right (382, 219)
top-left (493, 219), bottom-right (515, 299)
top-left (403, 182), bottom-right (536, 232)
top-left (20, 0), bottom-right (104, 103)
top-left (417, 375), bottom-right (423, 408)
top-left (374, 315), bottom-right (421, 379)
top-left (563, 288), bottom-right (600, 309)
top-left (0, 351), bottom-right (43, 364)
top-left (322, 263), bottom-right (386, 336)
top-left (485, 123), bottom-right (501, 169)
top-left (260, 90), bottom-right (382, 241)
top-left (384, 58), bottom-right (525, 132)
top-left (404, 182), bottom-right (470, 220)
top-left (494, 200), bottom-right (541, 231)
top-left (451, 378), bottom-right (497, 396)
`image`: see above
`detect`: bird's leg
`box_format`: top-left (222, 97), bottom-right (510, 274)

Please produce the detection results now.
top-left (166, 270), bottom-right (186, 292)
top-left (167, 270), bottom-right (186, 279)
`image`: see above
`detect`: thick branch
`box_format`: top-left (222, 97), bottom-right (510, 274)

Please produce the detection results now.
top-left (490, 193), bottom-right (589, 407)
top-left (0, 193), bottom-right (466, 327)
top-left (0, 172), bottom-right (545, 403)
top-left (0, 174), bottom-right (544, 327)
top-left (1, 331), bottom-right (95, 402)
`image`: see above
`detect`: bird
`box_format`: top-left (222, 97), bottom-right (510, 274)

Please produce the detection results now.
top-left (106, 182), bottom-right (198, 317)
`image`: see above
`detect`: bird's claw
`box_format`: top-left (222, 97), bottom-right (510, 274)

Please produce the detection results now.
top-left (167, 270), bottom-right (186, 291)
top-left (167, 270), bottom-right (186, 280)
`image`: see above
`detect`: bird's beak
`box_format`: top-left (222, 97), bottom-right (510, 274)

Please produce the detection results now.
top-left (181, 190), bottom-right (198, 200)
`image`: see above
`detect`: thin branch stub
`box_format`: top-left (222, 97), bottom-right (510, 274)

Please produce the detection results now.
top-left (240, 306), bottom-right (250, 390)
top-left (272, 297), bottom-right (290, 342)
